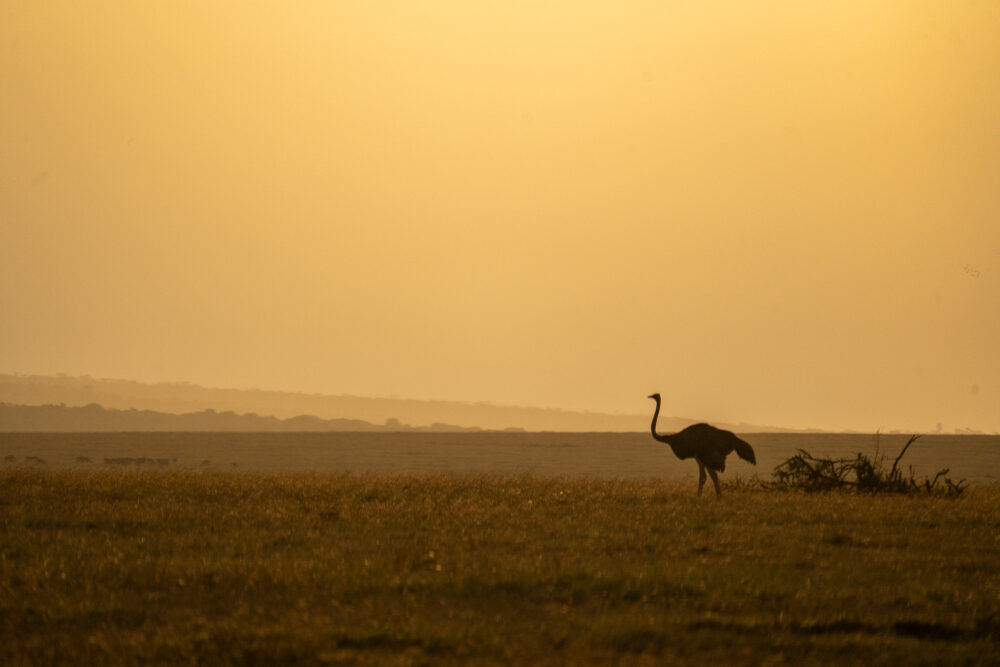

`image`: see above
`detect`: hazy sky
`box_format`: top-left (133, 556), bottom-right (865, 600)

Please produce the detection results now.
top-left (2, 2), bottom-right (998, 432)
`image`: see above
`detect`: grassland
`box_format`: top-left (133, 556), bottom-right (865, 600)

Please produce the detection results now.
top-left (2, 469), bottom-right (998, 665)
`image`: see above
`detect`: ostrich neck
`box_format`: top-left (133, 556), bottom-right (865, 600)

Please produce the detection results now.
top-left (650, 399), bottom-right (671, 444)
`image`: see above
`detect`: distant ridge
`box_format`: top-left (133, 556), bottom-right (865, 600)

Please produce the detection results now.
top-left (0, 402), bottom-right (483, 433)
top-left (0, 374), bottom-right (807, 433)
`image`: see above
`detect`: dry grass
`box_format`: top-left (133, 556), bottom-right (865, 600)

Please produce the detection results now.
top-left (2, 469), bottom-right (999, 665)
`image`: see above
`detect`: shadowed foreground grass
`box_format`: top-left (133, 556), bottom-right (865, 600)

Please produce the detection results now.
top-left (2, 470), bottom-right (998, 665)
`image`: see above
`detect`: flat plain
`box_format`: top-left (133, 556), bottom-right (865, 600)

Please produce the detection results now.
top-left (2, 432), bottom-right (999, 482)
top-left (2, 467), bottom-right (999, 665)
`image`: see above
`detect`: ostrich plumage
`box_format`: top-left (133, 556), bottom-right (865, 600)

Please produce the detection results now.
top-left (647, 392), bottom-right (756, 497)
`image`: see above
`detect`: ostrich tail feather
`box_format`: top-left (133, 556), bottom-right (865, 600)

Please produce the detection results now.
top-left (735, 438), bottom-right (756, 465)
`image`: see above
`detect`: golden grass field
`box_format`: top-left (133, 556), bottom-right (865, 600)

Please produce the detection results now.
top-left (2, 469), bottom-right (999, 665)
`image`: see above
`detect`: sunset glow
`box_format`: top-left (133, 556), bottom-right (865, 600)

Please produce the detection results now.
top-left (3, 1), bottom-right (998, 431)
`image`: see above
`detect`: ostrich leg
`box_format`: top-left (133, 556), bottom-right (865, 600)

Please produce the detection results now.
top-left (707, 468), bottom-right (721, 498)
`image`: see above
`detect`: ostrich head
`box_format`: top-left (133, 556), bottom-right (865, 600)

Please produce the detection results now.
top-left (647, 393), bottom-right (660, 401)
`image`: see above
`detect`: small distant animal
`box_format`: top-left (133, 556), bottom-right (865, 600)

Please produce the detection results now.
top-left (647, 393), bottom-right (756, 498)
top-left (4, 455), bottom-right (16, 463)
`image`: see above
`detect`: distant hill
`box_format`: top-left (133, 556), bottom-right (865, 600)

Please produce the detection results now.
top-left (0, 374), bottom-right (801, 433)
top-left (0, 403), bottom-right (487, 433)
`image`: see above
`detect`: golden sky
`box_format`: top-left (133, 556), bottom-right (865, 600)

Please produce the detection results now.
top-left (2, 1), bottom-right (998, 431)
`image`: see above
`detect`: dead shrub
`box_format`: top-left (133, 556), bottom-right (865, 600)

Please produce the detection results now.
top-left (766, 435), bottom-right (967, 497)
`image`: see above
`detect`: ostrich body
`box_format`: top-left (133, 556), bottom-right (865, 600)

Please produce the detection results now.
top-left (647, 393), bottom-right (756, 497)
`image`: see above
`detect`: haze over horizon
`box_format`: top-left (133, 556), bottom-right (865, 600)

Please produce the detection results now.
top-left (3, 2), bottom-right (998, 434)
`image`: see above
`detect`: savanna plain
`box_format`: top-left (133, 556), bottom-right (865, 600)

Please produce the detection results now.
top-left (3, 457), bottom-right (999, 665)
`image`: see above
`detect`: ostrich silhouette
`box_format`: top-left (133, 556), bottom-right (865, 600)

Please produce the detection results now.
top-left (647, 393), bottom-right (756, 497)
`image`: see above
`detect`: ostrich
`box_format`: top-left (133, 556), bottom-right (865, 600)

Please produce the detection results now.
top-left (647, 393), bottom-right (756, 497)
